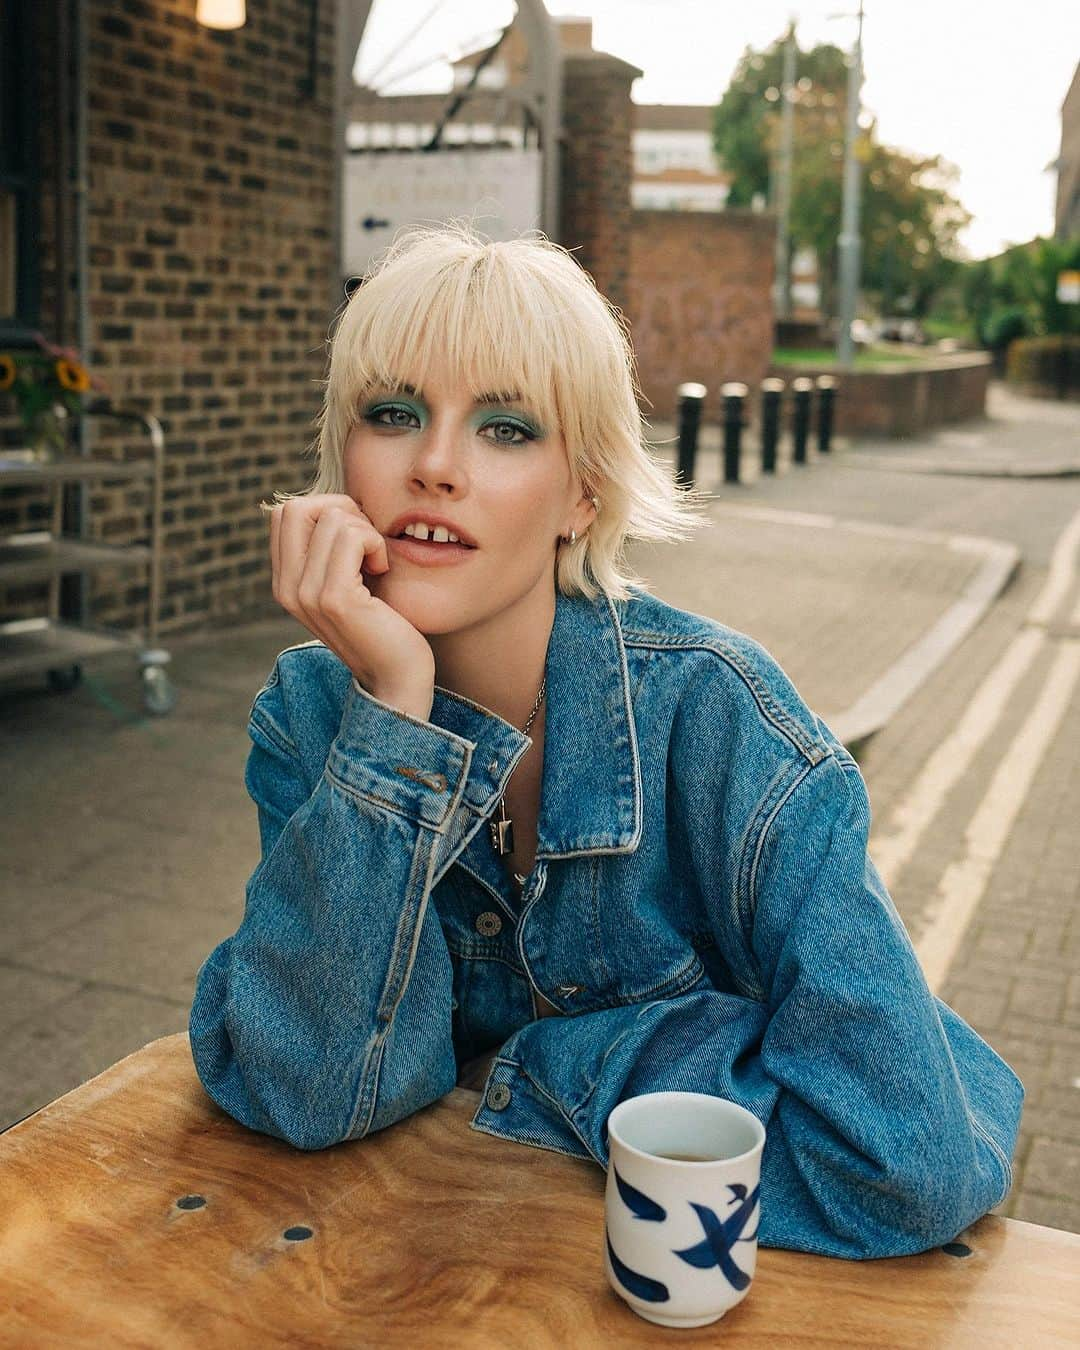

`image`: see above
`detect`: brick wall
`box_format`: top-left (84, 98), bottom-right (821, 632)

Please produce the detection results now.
top-left (628, 210), bottom-right (775, 422)
top-left (765, 354), bottom-right (992, 437)
top-left (1, 0), bottom-right (337, 637)
top-left (559, 50), bottom-right (642, 315)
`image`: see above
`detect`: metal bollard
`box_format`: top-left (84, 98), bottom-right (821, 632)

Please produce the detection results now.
top-left (760, 378), bottom-right (785, 475)
top-left (721, 382), bottom-right (748, 485)
top-left (815, 375), bottom-right (837, 454)
top-left (675, 382), bottom-right (707, 485)
top-left (791, 377), bottom-right (814, 465)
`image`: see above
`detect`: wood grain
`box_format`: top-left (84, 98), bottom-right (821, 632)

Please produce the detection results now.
top-left (0, 1034), bottom-right (1077, 1348)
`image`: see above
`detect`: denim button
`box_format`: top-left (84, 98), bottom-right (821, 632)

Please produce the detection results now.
top-left (475, 911), bottom-right (502, 937)
top-left (486, 1083), bottom-right (511, 1112)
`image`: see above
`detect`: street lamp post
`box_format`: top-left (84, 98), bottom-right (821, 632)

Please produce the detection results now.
top-left (835, 0), bottom-right (865, 369)
top-left (773, 22), bottom-right (797, 321)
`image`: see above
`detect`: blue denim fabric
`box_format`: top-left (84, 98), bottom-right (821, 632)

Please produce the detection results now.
top-left (189, 587), bottom-right (1024, 1259)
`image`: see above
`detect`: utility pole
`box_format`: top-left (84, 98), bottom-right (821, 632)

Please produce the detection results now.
top-left (773, 21), bottom-right (797, 321)
top-left (835, 0), bottom-right (864, 369)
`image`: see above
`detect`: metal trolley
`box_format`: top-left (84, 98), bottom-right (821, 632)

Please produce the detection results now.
top-left (0, 402), bottom-right (176, 715)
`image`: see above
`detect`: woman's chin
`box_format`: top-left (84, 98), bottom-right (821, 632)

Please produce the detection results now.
top-left (369, 577), bottom-right (471, 636)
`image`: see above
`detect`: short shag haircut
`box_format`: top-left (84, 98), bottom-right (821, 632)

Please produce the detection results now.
top-left (268, 220), bottom-right (706, 601)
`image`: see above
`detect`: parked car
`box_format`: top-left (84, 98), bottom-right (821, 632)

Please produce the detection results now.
top-left (874, 317), bottom-right (931, 345)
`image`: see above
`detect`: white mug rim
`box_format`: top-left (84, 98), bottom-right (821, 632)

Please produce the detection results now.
top-left (606, 1090), bottom-right (766, 1168)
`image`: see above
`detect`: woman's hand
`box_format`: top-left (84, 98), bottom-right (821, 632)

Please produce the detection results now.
top-left (269, 494), bottom-right (435, 720)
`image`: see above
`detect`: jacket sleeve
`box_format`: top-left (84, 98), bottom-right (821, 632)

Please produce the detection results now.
top-left (189, 664), bottom-right (522, 1150)
top-left (472, 752), bottom-right (1024, 1259)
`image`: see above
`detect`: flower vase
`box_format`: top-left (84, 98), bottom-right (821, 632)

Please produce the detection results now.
top-left (26, 406), bottom-right (69, 463)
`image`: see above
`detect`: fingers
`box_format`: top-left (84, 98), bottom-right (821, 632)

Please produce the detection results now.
top-left (272, 496), bottom-right (389, 629)
top-left (317, 523), bottom-right (382, 627)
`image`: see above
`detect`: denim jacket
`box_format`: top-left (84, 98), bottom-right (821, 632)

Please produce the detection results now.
top-left (189, 586), bottom-right (1023, 1260)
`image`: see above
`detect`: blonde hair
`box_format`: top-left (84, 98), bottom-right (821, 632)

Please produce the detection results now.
top-left (266, 220), bottom-right (707, 600)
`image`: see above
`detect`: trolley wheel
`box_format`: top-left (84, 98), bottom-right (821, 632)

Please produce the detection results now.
top-left (141, 663), bottom-right (177, 715)
top-left (46, 664), bottom-right (83, 694)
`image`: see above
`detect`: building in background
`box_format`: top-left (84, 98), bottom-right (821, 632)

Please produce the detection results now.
top-left (1055, 60), bottom-right (1080, 239)
top-left (631, 103), bottom-right (729, 212)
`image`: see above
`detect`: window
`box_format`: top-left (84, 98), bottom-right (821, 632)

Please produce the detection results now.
top-left (0, 0), bottom-right (41, 343)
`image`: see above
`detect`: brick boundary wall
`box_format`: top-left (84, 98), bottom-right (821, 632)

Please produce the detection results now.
top-left (765, 355), bottom-right (992, 437)
top-left (628, 210), bottom-right (775, 423)
top-left (2, 0), bottom-right (338, 638)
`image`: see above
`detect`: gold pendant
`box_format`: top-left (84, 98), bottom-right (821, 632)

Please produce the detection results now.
top-left (490, 797), bottom-right (515, 856)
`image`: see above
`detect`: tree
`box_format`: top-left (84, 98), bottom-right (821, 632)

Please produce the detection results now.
top-left (961, 236), bottom-right (1080, 350)
top-left (713, 33), bottom-right (971, 319)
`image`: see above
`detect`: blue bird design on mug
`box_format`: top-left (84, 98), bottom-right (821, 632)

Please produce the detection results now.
top-left (611, 1171), bottom-right (760, 1297)
top-left (672, 1184), bottom-right (761, 1291)
top-left (605, 1227), bottom-right (671, 1304)
top-left (613, 1165), bottom-right (667, 1221)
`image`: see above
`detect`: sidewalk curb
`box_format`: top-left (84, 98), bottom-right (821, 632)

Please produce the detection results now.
top-left (701, 501), bottom-right (1022, 760)
top-left (843, 451), bottom-right (1080, 480)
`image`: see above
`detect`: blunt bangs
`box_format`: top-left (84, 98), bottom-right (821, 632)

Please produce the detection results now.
top-left (330, 243), bottom-right (568, 448)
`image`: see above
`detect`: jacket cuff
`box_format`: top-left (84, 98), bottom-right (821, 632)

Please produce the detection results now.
top-left (469, 1055), bottom-right (596, 1164)
top-left (327, 678), bottom-right (475, 830)
top-left (329, 677), bottom-right (530, 830)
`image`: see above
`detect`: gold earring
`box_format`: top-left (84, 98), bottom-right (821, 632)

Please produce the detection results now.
top-left (563, 529), bottom-right (577, 544)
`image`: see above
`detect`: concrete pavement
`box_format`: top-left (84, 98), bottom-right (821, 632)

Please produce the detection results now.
top-left (2, 382), bottom-right (1078, 1238)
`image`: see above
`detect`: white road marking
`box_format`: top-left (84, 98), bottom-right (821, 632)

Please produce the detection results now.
top-left (1032, 505), bottom-right (1080, 626)
top-left (870, 627), bottom-right (1045, 890)
top-left (915, 638), bottom-right (1080, 994)
top-left (866, 503), bottom-right (1080, 992)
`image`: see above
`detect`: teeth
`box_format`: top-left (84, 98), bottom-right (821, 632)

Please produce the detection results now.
top-left (402, 522), bottom-right (465, 544)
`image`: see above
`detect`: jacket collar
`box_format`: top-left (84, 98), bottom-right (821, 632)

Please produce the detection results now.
top-left (428, 587), bottom-right (643, 862)
top-left (536, 588), bottom-right (643, 858)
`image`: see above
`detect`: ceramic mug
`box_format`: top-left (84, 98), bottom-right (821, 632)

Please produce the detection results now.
top-left (603, 1091), bottom-right (766, 1329)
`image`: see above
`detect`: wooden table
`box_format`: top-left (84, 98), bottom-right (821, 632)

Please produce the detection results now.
top-left (1, 1034), bottom-right (1077, 1348)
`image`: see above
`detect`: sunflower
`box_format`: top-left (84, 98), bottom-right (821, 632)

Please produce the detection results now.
top-left (55, 358), bottom-right (91, 393)
top-left (0, 354), bottom-right (16, 391)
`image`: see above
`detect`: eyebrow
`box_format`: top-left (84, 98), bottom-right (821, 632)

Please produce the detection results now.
top-left (389, 381), bottom-right (526, 407)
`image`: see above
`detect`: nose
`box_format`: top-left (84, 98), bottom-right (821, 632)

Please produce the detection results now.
top-left (408, 415), bottom-right (467, 497)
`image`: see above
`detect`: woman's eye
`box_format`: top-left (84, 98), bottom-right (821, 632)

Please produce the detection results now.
top-left (481, 419), bottom-right (535, 445)
top-left (365, 404), bottom-right (420, 430)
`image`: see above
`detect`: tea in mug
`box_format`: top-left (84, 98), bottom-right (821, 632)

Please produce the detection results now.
top-left (652, 1152), bottom-right (722, 1162)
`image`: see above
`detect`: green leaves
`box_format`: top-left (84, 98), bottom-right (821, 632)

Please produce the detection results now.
top-left (712, 31), bottom-right (971, 318)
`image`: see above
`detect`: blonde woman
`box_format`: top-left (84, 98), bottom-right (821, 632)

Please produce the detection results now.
top-left (189, 223), bottom-right (1022, 1260)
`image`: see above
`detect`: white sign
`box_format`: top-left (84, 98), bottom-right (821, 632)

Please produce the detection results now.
top-left (1057, 270), bottom-right (1080, 304)
top-left (343, 148), bottom-right (543, 276)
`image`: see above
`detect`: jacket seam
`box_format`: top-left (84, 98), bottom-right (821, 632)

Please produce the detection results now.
top-left (969, 1110), bottom-right (1014, 1197)
top-left (622, 951), bottom-right (705, 1002)
top-left (622, 631), bottom-right (827, 765)
top-left (467, 1118), bottom-right (592, 1162)
top-left (445, 945), bottom-right (525, 974)
top-left (350, 741), bottom-right (475, 1137)
top-left (249, 704), bottom-right (299, 758)
top-left (746, 755), bottom-right (839, 925)
top-left (349, 814), bottom-right (433, 1137)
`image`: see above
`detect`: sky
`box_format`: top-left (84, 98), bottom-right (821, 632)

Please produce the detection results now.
top-left (355, 0), bottom-right (1080, 259)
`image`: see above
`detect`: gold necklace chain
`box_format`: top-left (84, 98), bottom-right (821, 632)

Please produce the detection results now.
top-left (522, 676), bottom-right (546, 735)
top-left (489, 675), bottom-right (546, 859)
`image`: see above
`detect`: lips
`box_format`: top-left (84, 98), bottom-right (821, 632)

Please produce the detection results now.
top-left (386, 534), bottom-right (477, 568)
